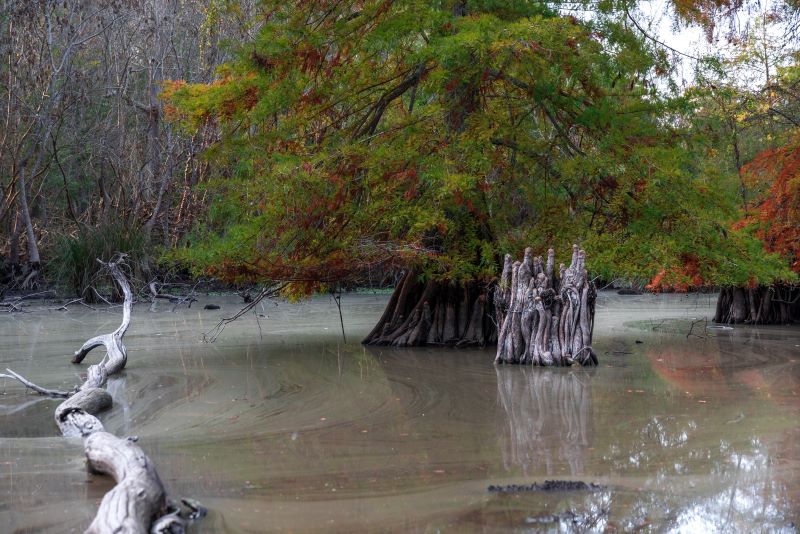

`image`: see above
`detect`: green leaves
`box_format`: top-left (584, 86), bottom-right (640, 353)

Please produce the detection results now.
top-left (163, 0), bottom-right (790, 291)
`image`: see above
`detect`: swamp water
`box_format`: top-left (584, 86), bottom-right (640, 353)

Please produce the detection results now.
top-left (0, 292), bottom-right (798, 532)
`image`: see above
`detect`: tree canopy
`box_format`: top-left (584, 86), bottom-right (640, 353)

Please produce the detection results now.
top-left (159, 0), bottom-right (795, 294)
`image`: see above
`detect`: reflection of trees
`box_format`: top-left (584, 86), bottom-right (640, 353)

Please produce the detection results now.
top-left (496, 367), bottom-right (593, 475)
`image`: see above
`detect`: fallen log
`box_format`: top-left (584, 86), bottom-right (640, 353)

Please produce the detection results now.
top-left (0, 256), bottom-right (203, 532)
top-left (494, 245), bottom-right (597, 366)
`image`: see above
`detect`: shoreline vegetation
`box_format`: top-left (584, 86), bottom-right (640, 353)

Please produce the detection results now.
top-left (2, 1), bottom-right (799, 328)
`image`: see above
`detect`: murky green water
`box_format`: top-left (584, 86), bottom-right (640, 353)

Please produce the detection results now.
top-left (0, 292), bottom-right (798, 532)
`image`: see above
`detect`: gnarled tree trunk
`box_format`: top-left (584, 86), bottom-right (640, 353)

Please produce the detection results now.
top-left (363, 244), bottom-right (598, 359)
top-left (715, 284), bottom-right (799, 325)
top-left (494, 245), bottom-right (597, 366)
top-left (362, 270), bottom-right (496, 347)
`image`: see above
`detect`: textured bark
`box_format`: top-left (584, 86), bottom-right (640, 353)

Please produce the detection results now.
top-left (715, 284), bottom-right (800, 325)
top-left (84, 432), bottom-right (167, 534)
top-left (0, 257), bottom-right (202, 532)
top-left (362, 271), bottom-right (495, 347)
top-left (495, 245), bottom-right (597, 366)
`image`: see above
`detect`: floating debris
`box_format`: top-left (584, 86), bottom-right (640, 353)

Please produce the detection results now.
top-left (487, 480), bottom-right (605, 493)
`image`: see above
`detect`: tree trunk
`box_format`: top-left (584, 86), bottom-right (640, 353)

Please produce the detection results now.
top-left (495, 245), bottom-right (597, 366)
top-left (362, 271), bottom-right (496, 347)
top-left (363, 244), bottom-right (597, 358)
top-left (16, 165), bottom-right (41, 268)
top-left (715, 284), bottom-right (800, 324)
top-left (8, 209), bottom-right (22, 273)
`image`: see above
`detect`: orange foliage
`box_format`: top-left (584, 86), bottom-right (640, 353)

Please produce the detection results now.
top-left (671, 0), bottom-right (743, 39)
top-left (646, 254), bottom-right (707, 292)
top-left (739, 137), bottom-right (800, 272)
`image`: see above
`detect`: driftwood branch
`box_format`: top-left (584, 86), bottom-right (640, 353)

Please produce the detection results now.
top-left (1, 255), bottom-right (204, 532)
top-left (52, 297), bottom-right (97, 311)
top-left (72, 260), bottom-right (132, 367)
top-left (0, 290), bottom-right (56, 312)
top-left (0, 368), bottom-right (74, 397)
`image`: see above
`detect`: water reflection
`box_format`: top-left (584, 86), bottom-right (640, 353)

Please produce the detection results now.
top-left (496, 367), bottom-right (593, 476)
top-left (0, 293), bottom-right (798, 532)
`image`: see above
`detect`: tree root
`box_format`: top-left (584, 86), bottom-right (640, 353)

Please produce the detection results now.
top-left (715, 284), bottom-right (799, 325)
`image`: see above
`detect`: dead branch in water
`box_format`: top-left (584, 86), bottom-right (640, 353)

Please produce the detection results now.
top-left (148, 280), bottom-right (199, 311)
top-left (686, 318), bottom-right (709, 339)
top-left (0, 290), bottom-right (56, 312)
top-left (203, 283), bottom-right (286, 342)
top-left (52, 297), bottom-right (97, 311)
top-left (1, 255), bottom-right (205, 532)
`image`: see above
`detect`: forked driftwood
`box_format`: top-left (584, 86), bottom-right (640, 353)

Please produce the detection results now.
top-left (494, 245), bottom-right (597, 366)
top-left (0, 256), bottom-right (203, 533)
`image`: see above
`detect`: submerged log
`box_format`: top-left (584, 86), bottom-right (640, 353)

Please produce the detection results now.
top-left (495, 245), bottom-right (597, 366)
top-left (0, 256), bottom-right (203, 533)
top-left (715, 284), bottom-right (800, 325)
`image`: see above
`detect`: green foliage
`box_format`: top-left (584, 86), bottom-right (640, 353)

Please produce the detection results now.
top-left (163, 0), bottom-right (791, 292)
top-left (47, 223), bottom-right (149, 301)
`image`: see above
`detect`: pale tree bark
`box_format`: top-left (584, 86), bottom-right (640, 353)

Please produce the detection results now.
top-left (0, 257), bottom-right (205, 532)
top-left (16, 164), bottom-right (40, 266)
top-left (495, 245), bottom-right (597, 366)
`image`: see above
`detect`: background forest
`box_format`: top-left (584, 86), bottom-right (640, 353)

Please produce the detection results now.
top-left (1, 0), bottom-right (798, 305)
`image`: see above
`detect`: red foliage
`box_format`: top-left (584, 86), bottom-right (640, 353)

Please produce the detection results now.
top-left (646, 254), bottom-right (707, 292)
top-left (739, 138), bottom-right (800, 272)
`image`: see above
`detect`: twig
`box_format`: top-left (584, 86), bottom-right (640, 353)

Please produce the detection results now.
top-left (0, 368), bottom-right (74, 397)
top-left (203, 283), bottom-right (286, 343)
top-left (53, 297), bottom-right (97, 311)
top-left (148, 281), bottom-right (198, 312)
top-left (333, 288), bottom-right (346, 344)
top-left (686, 318), bottom-right (708, 339)
top-left (171, 280), bottom-right (201, 312)
top-left (254, 309), bottom-right (263, 341)
top-left (624, 9), bottom-right (701, 61)
top-left (90, 286), bottom-right (115, 306)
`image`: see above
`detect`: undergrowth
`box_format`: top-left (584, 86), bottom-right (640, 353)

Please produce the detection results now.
top-left (47, 222), bottom-right (151, 302)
